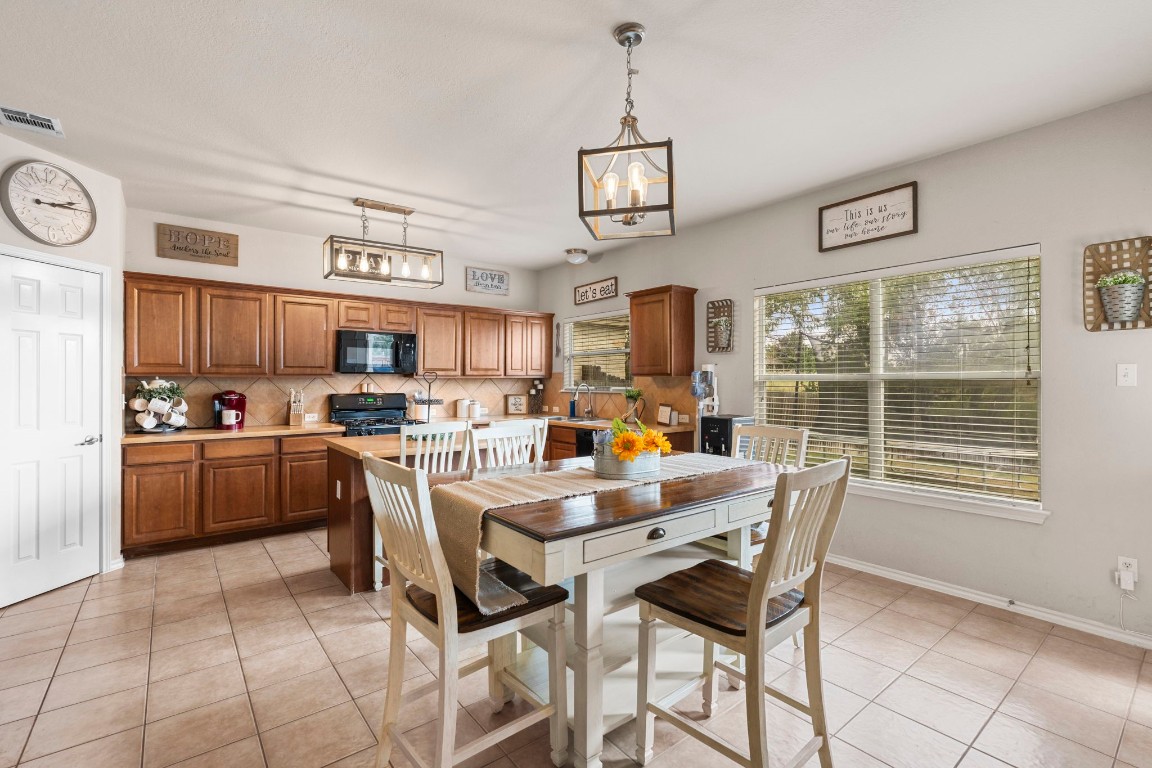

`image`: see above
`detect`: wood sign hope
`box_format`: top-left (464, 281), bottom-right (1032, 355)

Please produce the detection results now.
top-left (156, 223), bottom-right (239, 266)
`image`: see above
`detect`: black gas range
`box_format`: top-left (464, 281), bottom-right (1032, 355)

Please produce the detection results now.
top-left (329, 393), bottom-right (426, 436)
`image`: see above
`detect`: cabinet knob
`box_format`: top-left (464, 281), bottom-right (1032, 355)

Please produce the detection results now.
top-left (647, 527), bottom-right (666, 540)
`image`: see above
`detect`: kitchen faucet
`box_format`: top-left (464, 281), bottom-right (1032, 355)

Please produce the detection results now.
top-left (573, 382), bottom-right (594, 419)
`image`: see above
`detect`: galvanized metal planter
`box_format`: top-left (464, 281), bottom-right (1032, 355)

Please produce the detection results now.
top-left (593, 448), bottom-right (661, 480)
top-left (1098, 283), bottom-right (1145, 323)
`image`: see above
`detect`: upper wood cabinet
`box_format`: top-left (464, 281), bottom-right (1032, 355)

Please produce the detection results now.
top-left (628, 285), bottom-right (698, 376)
top-left (124, 279), bottom-right (196, 375)
top-left (275, 295), bottom-right (334, 375)
top-left (336, 300), bottom-right (376, 329)
top-left (464, 311), bottom-right (506, 377)
top-left (379, 303), bottom-right (417, 333)
top-left (199, 287), bottom-right (271, 376)
top-left (526, 315), bottom-right (550, 377)
top-left (417, 308), bottom-right (463, 376)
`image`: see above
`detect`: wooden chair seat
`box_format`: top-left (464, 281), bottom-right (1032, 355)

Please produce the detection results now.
top-left (635, 559), bottom-right (803, 636)
top-left (407, 560), bottom-right (569, 633)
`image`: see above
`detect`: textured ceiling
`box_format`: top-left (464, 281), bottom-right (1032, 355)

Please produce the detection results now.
top-left (3, 1), bottom-right (1152, 268)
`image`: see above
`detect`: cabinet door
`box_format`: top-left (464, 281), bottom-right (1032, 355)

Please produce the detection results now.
top-left (125, 280), bottom-right (196, 375)
top-left (526, 315), bottom-right (550, 377)
top-left (550, 441), bottom-right (578, 460)
top-left (629, 291), bottom-right (672, 376)
top-left (337, 300), bottom-right (376, 329)
top-left (464, 311), bottom-right (505, 377)
top-left (379, 303), bottom-right (417, 333)
top-left (122, 464), bottom-right (197, 546)
top-left (275, 295), bottom-right (334, 375)
top-left (201, 457), bottom-right (277, 534)
top-left (199, 287), bottom-right (271, 375)
top-left (280, 452), bottom-right (328, 523)
top-left (505, 315), bottom-right (527, 378)
top-left (417, 308), bottom-right (463, 376)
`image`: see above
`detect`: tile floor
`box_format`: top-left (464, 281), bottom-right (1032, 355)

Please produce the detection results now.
top-left (1, 530), bottom-right (1151, 767)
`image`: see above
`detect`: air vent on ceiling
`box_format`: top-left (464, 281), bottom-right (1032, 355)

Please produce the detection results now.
top-left (0, 107), bottom-right (65, 138)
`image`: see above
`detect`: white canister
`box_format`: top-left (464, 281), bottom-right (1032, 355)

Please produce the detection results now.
top-left (410, 403), bottom-right (430, 421)
top-left (456, 399), bottom-right (473, 418)
top-left (468, 401), bottom-right (482, 419)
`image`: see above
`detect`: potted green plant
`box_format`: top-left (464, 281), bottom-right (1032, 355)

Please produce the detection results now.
top-left (1097, 271), bottom-right (1146, 323)
top-left (623, 387), bottom-right (644, 423)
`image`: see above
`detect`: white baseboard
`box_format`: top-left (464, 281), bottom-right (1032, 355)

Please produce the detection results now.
top-left (827, 554), bottom-right (1152, 652)
top-left (103, 557), bottom-right (125, 574)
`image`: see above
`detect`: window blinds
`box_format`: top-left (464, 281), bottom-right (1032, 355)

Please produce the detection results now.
top-left (564, 313), bottom-right (632, 389)
top-left (754, 257), bottom-right (1040, 503)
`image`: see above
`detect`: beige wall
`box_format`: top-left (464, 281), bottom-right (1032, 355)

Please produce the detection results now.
top-left (0, 131), bottom-right (127, 568)
top-left (125, 208), bottom-right (541, 311)
top-left (537, 93), bottom-right (1152, 634)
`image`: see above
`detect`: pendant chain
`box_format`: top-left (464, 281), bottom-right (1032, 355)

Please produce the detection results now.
top-left (624, 41), bottom-right (636, 116)
top-left (402, 214), bottom-right (408, 248)
top-left (360, 204), bottom-right (369, 242)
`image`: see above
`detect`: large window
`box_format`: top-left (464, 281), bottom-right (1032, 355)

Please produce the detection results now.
top-left (754, 254), bottom-right (1040, 504)
top-left (563, 313), bottom-right (632, 389)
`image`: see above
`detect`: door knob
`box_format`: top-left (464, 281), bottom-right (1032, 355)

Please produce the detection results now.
top-left (75, 435), bottom-right (101, 446)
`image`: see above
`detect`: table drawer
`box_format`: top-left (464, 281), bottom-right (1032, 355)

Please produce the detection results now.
top-left (202, 438), bottom-right (277, 460)
top-left (728, 494), bottom-right (772, 525)
top-left (583, 509), bottom-right (716, 563)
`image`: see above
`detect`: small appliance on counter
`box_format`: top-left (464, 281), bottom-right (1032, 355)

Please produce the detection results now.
top-left (329, 393), bottom-right (428, 436)
top-left (699, 414), bottom-right (754, 456)
top-left (213, 390), bottom-right (247, 431)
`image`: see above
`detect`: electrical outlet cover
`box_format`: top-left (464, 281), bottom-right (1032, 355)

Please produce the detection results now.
top-left (1119, 556), bottom-right (1139, 583)
top-left (304, 412), bottom-right (319, 422)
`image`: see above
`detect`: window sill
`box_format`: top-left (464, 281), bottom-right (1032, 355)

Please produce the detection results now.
top-left (847, 480), bottom-right (1049, 524)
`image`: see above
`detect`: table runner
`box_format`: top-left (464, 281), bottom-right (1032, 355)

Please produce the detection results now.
top-left (430, 453), bottom-right (760, 615)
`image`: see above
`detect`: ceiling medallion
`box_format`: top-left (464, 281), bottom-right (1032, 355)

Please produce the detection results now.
top-left (323, 198), bottom-right (443, 288)
top-left (578, 22), bottom-right (675, 241)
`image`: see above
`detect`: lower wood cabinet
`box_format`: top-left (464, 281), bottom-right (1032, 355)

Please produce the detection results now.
top-left (201, 456), bottom-right (278, 534)
top-left (122, 463), bottom-right (198, 547)
top-left (280, 452), bottom-right (328, 522)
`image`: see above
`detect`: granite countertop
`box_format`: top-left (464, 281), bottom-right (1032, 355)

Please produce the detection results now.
top-left (121, 423), bottom-right (345, 444)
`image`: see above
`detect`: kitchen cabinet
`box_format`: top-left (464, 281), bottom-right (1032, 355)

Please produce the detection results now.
top-left (199, 286), bottom-right (271, 375)
top-left (275, 295), bottom-right (334, 375)
top-left (464, 310), bottom-right (506, 377)
top-left (122, 463), bottom-right (198, 547)
top-left (417, 307), bottom-right (463, 376)
top-left (526, 315), bottom-right (550, 377)
top-left (201, 456), bottom-right (278, 534)
top-left (379, 303), bottom-right (417, 333)
top-left (280, 453), bottom-right (328, 523)
top-left (336, 300), bottom-right (376, 329)
top-left (545, 425), bottom-right (579, 461)
top-left (505, 315), bottom-right (527, 377)
top-left (124, 279), bottom-right (196, 376)
top-left (628, 285), bottom-right (698, 376)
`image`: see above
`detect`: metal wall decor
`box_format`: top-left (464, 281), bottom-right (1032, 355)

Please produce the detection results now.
top-left (706, 299), bottom-right (734, 353)
top-left (1083, 236), bottom-right (1152, 331)
top-left (323, 198), bottom-right (443, 288)
top-left (578, 22), bottom-right (675, 241)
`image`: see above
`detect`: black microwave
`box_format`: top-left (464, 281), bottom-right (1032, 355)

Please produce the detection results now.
top-left (335, 331), bottom-right (418, 374)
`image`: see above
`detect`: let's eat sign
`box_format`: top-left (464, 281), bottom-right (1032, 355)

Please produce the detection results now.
top-left (819, 181), bottom-right (918, 252)
top-left (574, 276), bottom-right (618, 305)
top-left (156, 223), bottom-right (239, 266)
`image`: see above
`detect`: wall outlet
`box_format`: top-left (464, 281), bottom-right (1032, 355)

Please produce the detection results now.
top-left (678, 413), bottom-right (690, 424)
top-left (551, 405), bottom-right (559, 413)
top-left (1117, 363), bottom-right (1137, 387)
top-left (304, 412), bottom-right (319, 422)
top-left (1119, 556), bottom-right (1139, 583)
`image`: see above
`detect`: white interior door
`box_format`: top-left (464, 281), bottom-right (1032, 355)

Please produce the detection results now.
top-left (0, 254), bottom-right (102, 607)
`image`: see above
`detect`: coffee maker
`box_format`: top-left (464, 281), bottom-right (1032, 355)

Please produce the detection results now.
top-left (212, 390), bottom-right (247, 431)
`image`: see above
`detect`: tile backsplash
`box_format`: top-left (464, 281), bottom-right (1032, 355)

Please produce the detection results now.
top-left (123, 374), bottom-right (534, 430)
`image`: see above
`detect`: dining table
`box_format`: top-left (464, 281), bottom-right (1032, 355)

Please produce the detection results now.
top-left (422, 455), bottom-right (786, 768)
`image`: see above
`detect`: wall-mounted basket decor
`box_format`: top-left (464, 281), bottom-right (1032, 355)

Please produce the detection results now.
top-left (1083, 237), bottom-right (1152, 331)
top-left (706, 299), bottom-right (734, 353)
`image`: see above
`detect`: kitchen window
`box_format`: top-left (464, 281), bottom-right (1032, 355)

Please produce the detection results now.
top-left (754, 249), bottom-right (1040, 508)
top-left (563, 312), bottom-right (632, 390)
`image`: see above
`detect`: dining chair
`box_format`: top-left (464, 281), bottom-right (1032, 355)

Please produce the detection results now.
top-left (363, 456), bottom-right (569, 768)
top-left (466, 422), bottom-right (539, 469)
top-left (371, 420), bottom-right (471, 591)
top-left (633, 457), bottom-right (850, 768)
top-left (491, 418), bottom-right (549, 461)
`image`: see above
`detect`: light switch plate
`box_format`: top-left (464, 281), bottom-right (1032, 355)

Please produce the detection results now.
top-left (678, 413), bottom-right (690, 424)
top-left (1117, 364), bottom-right (1137, 387)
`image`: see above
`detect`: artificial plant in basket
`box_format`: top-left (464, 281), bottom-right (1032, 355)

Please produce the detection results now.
top-left (1097, 271), bottom-right (1146, 323)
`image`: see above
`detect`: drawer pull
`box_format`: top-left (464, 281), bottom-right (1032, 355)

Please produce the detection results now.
top-left (647, 527), bottom-right (666, 540)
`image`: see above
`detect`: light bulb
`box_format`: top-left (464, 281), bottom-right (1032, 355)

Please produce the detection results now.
top-left (358, 255), bottom-right (370, 273)
top-left (336, 247), bottom-right (348, 271)
top-left (627, 161), bottom-right (646, 206)
top-left (420, 257), bottom-right (430, 280)
top-left (382, 256), bottom-right (391, 276)
top-left (639, 176), bottom-right (649, 205)
top-left (401, 256), bottom-right (411, 278)
top-left (603, 172), bottom-right (620, 208)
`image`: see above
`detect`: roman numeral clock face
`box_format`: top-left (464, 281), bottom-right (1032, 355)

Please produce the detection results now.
top-left (1, 161), bottom-right (97, 246)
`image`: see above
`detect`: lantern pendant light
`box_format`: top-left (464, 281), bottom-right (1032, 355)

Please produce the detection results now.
top-left (578, 22), bottom-right (675, 240)
top-left (323, 198), bottom-right (443, 288)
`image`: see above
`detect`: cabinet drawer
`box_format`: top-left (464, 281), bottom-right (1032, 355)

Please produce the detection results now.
top-left (583, 509), bottom-right (716, 563)
top-left (550, 427), bottom-right (576, 445)
top-left (727, 494), bottom-right (772, 525)
top-left (124, 442), bottom-right (196, 466)
top-left (280, 435), bottom-right (332, 454)
top-left (202, 438), bottom-right (277, 460)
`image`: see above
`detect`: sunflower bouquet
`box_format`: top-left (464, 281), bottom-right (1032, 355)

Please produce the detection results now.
top-left (592, 418), bottom-right (672, 479)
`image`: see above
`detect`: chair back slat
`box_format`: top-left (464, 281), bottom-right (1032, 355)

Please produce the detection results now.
top-left (492, 418), bottom-right (549, 461)
top-left (467, 423), bottom-right (539, 469)
top-left (400, 421), bottom-right (470, 474)
top-left (732, 424), bottom-right (809, 467)
top-left (362, 455), bottom-right (457, 628)
top-left (749, 457), bottom-right (850, 631)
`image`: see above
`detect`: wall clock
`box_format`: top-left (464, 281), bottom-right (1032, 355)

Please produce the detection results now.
top-left (1, 160), bottom-right (97, 246)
